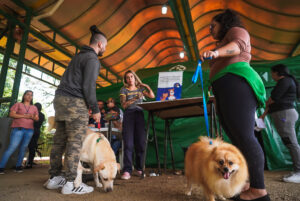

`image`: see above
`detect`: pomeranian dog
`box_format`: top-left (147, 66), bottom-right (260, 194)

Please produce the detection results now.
top-left (185, 137), bottom-right (248, 201)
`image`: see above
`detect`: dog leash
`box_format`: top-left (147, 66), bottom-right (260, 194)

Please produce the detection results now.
top-left (192, 58), bottom-right (212, 144)
top-left (96, 120), bottom-right (102, 143)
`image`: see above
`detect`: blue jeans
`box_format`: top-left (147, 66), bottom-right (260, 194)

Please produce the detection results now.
top-left (111, 137), bottom-right (122, 157)
top-left (0, 128), bottom-right (34, 168)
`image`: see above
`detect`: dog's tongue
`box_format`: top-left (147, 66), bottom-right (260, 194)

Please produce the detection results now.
top-left (224, 172), bottom-right (230, 179)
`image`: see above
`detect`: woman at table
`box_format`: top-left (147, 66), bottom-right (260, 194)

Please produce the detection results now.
top-left (0, 90), bottom-right (39, 174)
top-left (200, 9), bottom-right (270, 201)
top-left (119, 70), bottom-right (155, 180)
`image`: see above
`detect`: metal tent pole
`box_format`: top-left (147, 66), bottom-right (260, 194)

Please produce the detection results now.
top-left (10, 11), bottom-right (32, 107)
top-left (0, 23), bottom-right (16, 98)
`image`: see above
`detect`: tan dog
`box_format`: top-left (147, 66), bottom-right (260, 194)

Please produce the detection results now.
top-left (185, 137), bottom-right (248, 201)
top-left (47, 116), bottom-right (56, 131)
top-left (74, 129), bottom-right (120, 192)
top-left (48, 116), bottom-right (120, 192)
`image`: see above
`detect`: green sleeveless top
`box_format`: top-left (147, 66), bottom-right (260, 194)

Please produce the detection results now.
top-left (210, 62), bottom-right (266, 108)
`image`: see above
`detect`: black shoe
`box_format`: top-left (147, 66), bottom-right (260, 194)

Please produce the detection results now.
top-left (14, 166), bottom-right (23, 173)
top-left (0, 168), bottom-right (5, 175)
top-left (229, 195), bottom-right (239, 200)
top-left (233, 194), bottom-right (271, 201)
top-left (25, 165), bottom-right (32, 169)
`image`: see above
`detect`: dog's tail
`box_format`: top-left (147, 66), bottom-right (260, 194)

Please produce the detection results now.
top-left (48, 116), bottom-right (56, 132)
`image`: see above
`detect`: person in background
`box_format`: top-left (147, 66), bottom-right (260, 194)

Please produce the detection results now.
top-left (260, 64), bottom-right (300, 183)
top-left (88, 100), bottom-right (106, 129)
top-left (88, 108), bottom-right (98, 128)
top-left (104, 98), bottom-right (123, 159)
top-left (105, 105), bottom-right (123, 159)
top-left (120, 70), bottom-right (155, 180)
top-left (201, 9), bottom-right (270, 201)
top-left (44, 25), bottom-right (107, 195)
top-left (0, 90), bottom-right (39, 174)
top-left (97, 100), bottom-right (106, 128)
top-left (106, 97), bottom-right (124, 124)
top-left (26, 102), bottom-right (45, 169)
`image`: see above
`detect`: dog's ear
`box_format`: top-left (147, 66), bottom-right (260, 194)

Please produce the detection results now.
top-left (211, 147), bottom-right (218, 155)
top-left (94, 164), bottom-right (105, 173)
top-left (117, 163), bottom-right (121, 174)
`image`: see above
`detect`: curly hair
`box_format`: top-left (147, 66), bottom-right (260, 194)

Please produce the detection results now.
top-left (212, 9), bottom-right (244, 41)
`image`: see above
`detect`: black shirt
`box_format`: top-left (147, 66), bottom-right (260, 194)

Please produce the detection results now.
top-left (269, 77), bottom-right (297, 113)
top-left (34, 111), bottom-right (45, 134)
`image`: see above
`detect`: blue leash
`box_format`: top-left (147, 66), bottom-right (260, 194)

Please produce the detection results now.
top-left (192, 58), bottom-right (212, 141)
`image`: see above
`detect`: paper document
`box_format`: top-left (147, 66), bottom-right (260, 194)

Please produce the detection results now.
top-left (156, 71), bottom-right (183, 101)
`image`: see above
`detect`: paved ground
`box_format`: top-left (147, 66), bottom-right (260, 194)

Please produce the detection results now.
top-left (0, 164), bottom-right (299, 201)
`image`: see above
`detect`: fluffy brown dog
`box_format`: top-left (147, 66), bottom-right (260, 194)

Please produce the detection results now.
top-left (185, 137), bottom-right (248, 201)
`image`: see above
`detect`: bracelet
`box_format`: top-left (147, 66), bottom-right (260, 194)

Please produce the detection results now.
top-left (214, 50), bottom-right (219, 58)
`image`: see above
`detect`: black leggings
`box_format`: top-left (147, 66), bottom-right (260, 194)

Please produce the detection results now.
top-left (122, 108), bottom-right (146, 173)
top-left (212, 73), bottom-right (265, 189)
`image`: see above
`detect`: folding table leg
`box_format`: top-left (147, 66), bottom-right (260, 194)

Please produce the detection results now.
top-left (142, 112), bottom-right (161, 178)
top-left (142, 112), bottom-right (150, 178)
top-left (151, 113), bottom-right (161, 175)
top-left (167, 120), bottom-right (175, 171)
top-left (164, 120), bottom-right (168, 172)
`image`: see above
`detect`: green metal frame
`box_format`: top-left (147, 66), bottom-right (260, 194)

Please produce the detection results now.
top-left (180, 0), bottom-right (199, 60)
top-left (169, 0), bottom-right (192, 61)
top-left (0, 11), bottom-right (114, 86)
top-left (11, 0), bottom-right (121, 82)
top-left (0, 62), bottom-right (58, 87)
top-left (0, 23), bottom-right (16, 98)
top-left (0, 47), bottom-right (61, 81)
top-left (290, 39), bottom-right (300, 57)
top-left (10, 9), bottom-right (32, 107)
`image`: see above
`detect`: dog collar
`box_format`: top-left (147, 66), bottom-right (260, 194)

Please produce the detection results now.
top-left (96, 136), bottom-right (102, 143)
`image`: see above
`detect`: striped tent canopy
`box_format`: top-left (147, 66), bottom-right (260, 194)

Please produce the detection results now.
top-left (0, 0), bottom-right (299, 87)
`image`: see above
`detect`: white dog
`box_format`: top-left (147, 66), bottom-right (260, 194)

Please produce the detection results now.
top-left (48, 117), bottom-right (119, 192)
top-left (74, 129), bottom-right (120, 192)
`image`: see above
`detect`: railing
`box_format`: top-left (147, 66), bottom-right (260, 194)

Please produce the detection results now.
top-left (0, 97), bottom-right (11, 103)
top-left (36, 136), bottom-right (54, 158)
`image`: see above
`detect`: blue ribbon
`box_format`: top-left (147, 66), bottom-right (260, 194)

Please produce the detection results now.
top-left (192, 58), bottom-right (211, 137)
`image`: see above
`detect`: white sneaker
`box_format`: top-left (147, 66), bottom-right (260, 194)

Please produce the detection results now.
top-left (61, 181), bottom-right (94, 195)
top-left (283, 172), bottom-right (300, 183)
top-left (44, 176), bottom-right (67, 189)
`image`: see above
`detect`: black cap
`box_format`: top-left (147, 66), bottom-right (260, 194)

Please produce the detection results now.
top-left (90, 25), bottom-right (106, 38)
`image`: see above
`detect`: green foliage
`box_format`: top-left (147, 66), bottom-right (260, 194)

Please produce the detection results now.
top-left (0, 103), bottom-right (10, 117)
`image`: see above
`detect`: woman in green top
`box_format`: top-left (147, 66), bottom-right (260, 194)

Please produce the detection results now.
top-left (200, 9), bottom-right (270, 201)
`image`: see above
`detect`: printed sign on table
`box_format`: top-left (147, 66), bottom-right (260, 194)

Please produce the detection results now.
top-left (156, 71), bottom-right (183, 101)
